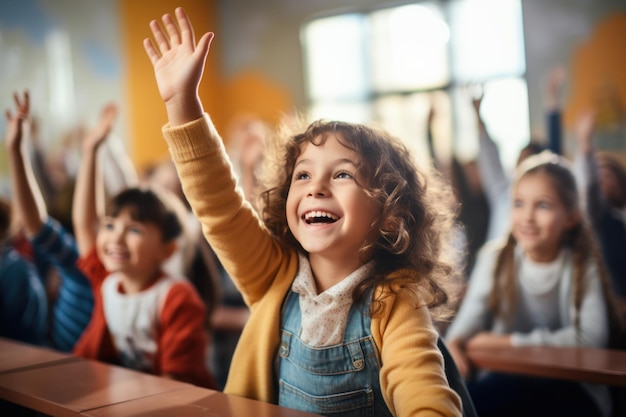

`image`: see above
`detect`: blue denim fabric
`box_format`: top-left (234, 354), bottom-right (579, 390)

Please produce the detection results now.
top-left (277, 290), bottom-right (392, 417)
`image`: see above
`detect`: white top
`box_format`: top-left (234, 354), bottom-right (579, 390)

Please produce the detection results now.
top-left (102, 273), bottom-right (177, 372)
top-left (291, 253), bottom-right (373, 347)
top-left (445, 240), bottom-right (611, 416)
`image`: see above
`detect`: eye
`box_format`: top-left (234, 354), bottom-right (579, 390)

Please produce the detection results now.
top-left (537, 201), bottom-right (551, 209)
top-left (335, 170), bottom-right (354, 179)
top-left (513, 199), bottom-right (523, 208)
top-left (293, 171), bottom-right (310, 181)
top-left (102, 220), bottom-right (114, 231)
top-left (130, 227), bottom-right (143, 234)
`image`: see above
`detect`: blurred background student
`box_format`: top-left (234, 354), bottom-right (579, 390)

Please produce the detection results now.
top-left (445, 151), bottom-right (621, 417)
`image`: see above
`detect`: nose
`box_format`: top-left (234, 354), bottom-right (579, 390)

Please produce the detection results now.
top-left (109, 226), bottom-right (125, 243)
top-left (521, 205), bottom-right (535, 222)
top-left (307, 177), bottom-right (329, 198)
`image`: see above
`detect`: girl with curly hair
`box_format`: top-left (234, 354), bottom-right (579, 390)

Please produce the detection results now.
top-left (143, 7), bottom-right (462, 416)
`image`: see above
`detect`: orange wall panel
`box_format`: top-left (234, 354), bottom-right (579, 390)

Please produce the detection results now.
top-left (118, 0), bottom-right (221, 173)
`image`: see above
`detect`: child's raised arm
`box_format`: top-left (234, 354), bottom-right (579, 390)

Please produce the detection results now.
top-left (71, 103), bottom-right (118, 256)
top-left (5, 91), bottom-right (47, 237)
top-left (143, 7), bottom-right (213, 126)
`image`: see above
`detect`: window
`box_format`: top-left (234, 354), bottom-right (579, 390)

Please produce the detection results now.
top-left (302, 0), bottom-right (528, 170)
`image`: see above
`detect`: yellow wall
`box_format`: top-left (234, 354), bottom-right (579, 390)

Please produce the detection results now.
top-left (565, 12), bottom-right (626, 163)
top-left (119, 0), bottom-right (221, 172)
top-left (119, 0), bottom-right (293, 173)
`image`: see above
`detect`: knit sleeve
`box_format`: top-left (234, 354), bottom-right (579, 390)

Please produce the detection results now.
top-left (445, 243), bottom-right (499, 342)
top-left (31, 218), bottom-right (91, 287)
top-left (159, 280), bottom-right (216, 389)
top-left (76, 247), bottom-right (108, 288)
top-left (162, 114), bottom-right (291, 308)
top-left (373, 289), bottom-right (462, 417)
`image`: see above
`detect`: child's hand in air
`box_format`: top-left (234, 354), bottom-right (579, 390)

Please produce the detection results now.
top-left (82, 102), bottom-right (118, 153)
top-left (5, 90), bottom-right (30, 153)
top-left (143, 7), bottom-right (214, 125)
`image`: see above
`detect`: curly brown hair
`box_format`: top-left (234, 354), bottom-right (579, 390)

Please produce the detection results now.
top-left (259, 117), bottom-right (461, 319)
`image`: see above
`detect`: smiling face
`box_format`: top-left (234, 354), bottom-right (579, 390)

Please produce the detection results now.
top-left (286, 133), bottom-right (381, 271)
top-left (511, 171), bottom-right (578, 262)
top-left (96, 207), bottom-right (174, 289)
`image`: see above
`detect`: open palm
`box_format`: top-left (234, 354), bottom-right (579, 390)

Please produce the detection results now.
top-left (144, 8), bottom-right (213, 107)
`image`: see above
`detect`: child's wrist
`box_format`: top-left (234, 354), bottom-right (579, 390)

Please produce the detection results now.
top-left (165, 96), bottom-right (204, 126)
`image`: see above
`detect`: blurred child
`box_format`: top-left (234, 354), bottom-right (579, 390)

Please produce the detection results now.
top-left (0, 197), bottom-right (48, 345)
top-left (143, 8), bottom-right (461, 416)
top-left (71, 103), bottom-right (215, 388)
top-left (574, 111), bottom-right (626, 341)
top-left (446, 151), bottom-right (619, 417)
top-left (5, 90), bottom-right (93, 351)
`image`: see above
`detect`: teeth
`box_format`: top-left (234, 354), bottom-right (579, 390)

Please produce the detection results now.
top-left (304, 211), bottom-right (338, 221)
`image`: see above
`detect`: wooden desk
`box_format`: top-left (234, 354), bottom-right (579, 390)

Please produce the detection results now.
top-left (81, 385), bottom-right (320, 417)
top-left (0, 358), bottom-right (191, 416)
top-left (0, 338), bottom-right (320, 416)
top-left (467, 346), bottom-right (626, 387)
top-left (0, 338), bottom-right (79, 374)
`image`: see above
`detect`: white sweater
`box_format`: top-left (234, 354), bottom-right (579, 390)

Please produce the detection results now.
top-left (446, 240), bottom-right (611, 416)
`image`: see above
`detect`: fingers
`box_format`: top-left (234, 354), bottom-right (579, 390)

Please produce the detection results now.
top-left (175, 7), bottom-right (195, 47)
top-left (12, 90), bottom-right (30, 115)
top-left (163, 13), bottom-right (181, 47)
top-left (143, 38), bottom-right (160, 66)
top-left (150, 18), bottom-right (171, 55)
top-left (195, 32), bottom-right (214, 61)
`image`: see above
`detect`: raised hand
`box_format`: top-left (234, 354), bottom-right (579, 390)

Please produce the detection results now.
top-left (82, 102), bottom-right (118, 153)
top-left (5, 91), bottom-right (30, 152)
top-left (143, 7), bottom-right (214, 126)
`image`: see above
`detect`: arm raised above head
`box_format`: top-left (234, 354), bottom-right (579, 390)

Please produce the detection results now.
top-left (143, 7), bottom-right (214, 127)
top-left (72, 103), bottom-right (118, 256)
top-left (5, 90), bottom-right (47, 237)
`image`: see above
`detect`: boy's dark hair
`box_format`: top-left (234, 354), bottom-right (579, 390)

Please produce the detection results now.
top-left (109, 188), bottom-right (182, 242)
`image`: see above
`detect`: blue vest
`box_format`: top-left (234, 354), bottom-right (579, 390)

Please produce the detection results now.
top-left (277, 290), bottom-right (393, 416)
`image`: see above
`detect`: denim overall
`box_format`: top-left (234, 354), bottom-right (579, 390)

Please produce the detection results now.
top-left (277, 290), bottom-right (393, 417)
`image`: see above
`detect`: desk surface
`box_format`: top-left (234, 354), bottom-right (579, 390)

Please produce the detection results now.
top-left (81, 386), bottom-right (320, 417)
top-left (0, 358), bottom-right (191, 416)
top-left (0, 337), bottom-right (321, 417)
top-left (467, 345), bottom-right (626, 387)
top-left (0, 338), bottom-right (79, 374)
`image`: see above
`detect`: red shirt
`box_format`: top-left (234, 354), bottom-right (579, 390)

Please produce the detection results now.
top-left (73, 249), bottom-right (216, 389)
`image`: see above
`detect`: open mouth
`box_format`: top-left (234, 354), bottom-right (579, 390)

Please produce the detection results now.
top-left (105, 247), bottom-right (130, 260)
top-left (304, 211), bottom-right (339, 224)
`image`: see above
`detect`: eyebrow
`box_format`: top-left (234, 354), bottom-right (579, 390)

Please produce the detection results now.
top-left (294, 157), bottom-right (358, 169)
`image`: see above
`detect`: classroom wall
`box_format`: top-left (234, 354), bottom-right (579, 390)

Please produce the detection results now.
top-left (521, 0), bottom-right (626, 157)
top-left (217, 0), bottom-right (626, 155)
top-left (0, 0), bottom-right (126, 196)
top-left (1, 0), bottom-right (625, 189)
top-left (118, 0), bottom-right (221, 172)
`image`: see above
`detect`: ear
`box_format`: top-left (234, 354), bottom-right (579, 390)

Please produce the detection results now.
top-left (160, 240), bottom-right (178, 261)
